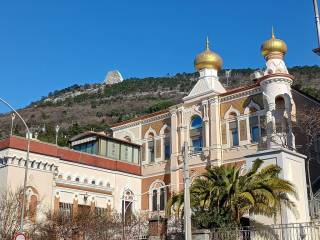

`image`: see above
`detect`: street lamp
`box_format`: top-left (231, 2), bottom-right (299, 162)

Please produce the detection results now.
top-left (0, 97), bottom-right (31, 232)
top-left (10, 113), bottom-right (15, 135)
top-left (55, 125), bottom-right (60, 145)
top-left (313, 0), bottom-right (320, 55)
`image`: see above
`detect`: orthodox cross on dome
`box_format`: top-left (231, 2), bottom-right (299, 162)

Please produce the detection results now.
top-left (206, 36), bottom-right (210, 50)
top-left (271, 26), bottom-right (275, 39)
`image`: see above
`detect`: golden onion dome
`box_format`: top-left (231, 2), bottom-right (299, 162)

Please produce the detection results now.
top-left (261, 28), bottom-right (287, 59)
top-left (194, 37), bottom-right (223, 71)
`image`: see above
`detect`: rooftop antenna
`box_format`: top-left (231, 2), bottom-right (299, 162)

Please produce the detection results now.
top-left (312, 0), bottom-right (320, 55)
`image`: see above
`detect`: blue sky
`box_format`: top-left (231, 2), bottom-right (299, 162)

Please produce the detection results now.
top-left (0, 0), bottom-right (318, 113)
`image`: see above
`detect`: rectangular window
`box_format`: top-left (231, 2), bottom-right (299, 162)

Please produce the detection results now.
top-left (192, 138), bottom-right (203, 152)
top-left (250, 116), bottom-right (260, 143)
top-left (152, 190), bottom-right (157, 211)
top-left (122, 201), bottom-right (132, 217)
top-left (59, 202), bottom-right (73, 217)
top-left (133, 148), bottom-right (139, 164)
top-left (107, 141), bottom-right (120, 160)
top-left (148, 141), bottom-right (155, 162)
top-left (164, 138), bottom-right (171, 160)
top-left (232, 130), bottom-right (239, 146)
top-left (73, 141), bottom-right (97, 155)
top-left (160, 188), bottom-right (165, 211)
top-left (120, 144), bottom-right (133, 162)
top-left (95, 207), bottom-right (106, 216)
top-left (251, 126), bottom-right (260, 142)
top-left (229, 121), bottom-right (239, 146)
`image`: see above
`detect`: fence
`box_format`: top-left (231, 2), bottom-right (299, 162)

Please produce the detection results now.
top-left (211, 222), bottom-right (320, 240)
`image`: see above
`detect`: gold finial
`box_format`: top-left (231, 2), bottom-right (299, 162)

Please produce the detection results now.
top-left (271, 26), bottom-right (275, 39)
top-left (206, 36), bottom-right (210, 50)
top-left (194, 37), bottom-right (223, 71)
top-left (261, 27), bottom-right (287, 59)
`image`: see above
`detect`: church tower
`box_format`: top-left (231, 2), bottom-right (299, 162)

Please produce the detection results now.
top-left (259, 29), bottom-right (295, 149)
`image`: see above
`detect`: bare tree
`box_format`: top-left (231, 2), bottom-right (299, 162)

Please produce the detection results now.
top-left (293, 106), bottom-right (320, 201)
top-left (31, 208), bottom-right (149, 240)
top-left (0, 188), bottom-right (22, 240)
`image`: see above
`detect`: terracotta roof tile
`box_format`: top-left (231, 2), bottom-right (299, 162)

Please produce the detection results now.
top-left (111, 109), bottom-right (170, 128)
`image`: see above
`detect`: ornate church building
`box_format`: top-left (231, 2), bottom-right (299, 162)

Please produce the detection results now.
top-left (111, 31), bottom-right (319, 223)
top-left (0, 31), bottom-right (318, 225)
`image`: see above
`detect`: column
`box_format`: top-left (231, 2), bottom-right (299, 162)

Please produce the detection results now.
top-left (266, 102), bottom-right (276, 148)
top-left (169, 110), bottom-right (179, 194)
top-left (246, 116), bottom-right (251, 143)
top-left (160, 135), bottom-right (164, 161)
top-left (209, 97), bottom-right (222, 163)
top-left (202, 100), bottom-right (210, 149)
top-left (178, 107), bottom-right (185, 151)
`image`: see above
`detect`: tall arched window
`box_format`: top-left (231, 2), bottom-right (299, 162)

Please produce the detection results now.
top-left (122, 189), bottom-right (134, 218)
top-left (164, 127), bottom-right (171, 160)
top-left (26, 187), bottom-right (39, 222)
top-left (228, 112), bottom-right (239, 146)
top-left (147, 132), bottom-right (155, 162)
top-left (149, 180), bottom-right (166, 212)
top-left (190, 116), bottom-right (203, 152)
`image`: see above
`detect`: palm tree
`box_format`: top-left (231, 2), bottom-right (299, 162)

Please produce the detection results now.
top-left (166, 159), bottom-right (297, 226)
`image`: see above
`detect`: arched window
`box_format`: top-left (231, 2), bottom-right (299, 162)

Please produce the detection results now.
top-left (190, 116), bottom-right (203, 152)
top-left (228, 112), bottom-right (239, 146)
top-left (91, 180), bottom-right (96, 185)
top-left (83, 178), bottom-right (88, 184)
top-left (75, 177), bottom-right (80, 182)
top-left (122, 190), bottom-right (134, 218)
top-left (67, 176), bottom-right (72, 181)
top-left (26, 187), bottom-right (39, 222)
top-left (163, 127), bottom-right (171, 160)
top-left (149, 180), bottom-right (166, 212)
top-left (147, 132), bottom-right (155, 163)
top-left (152, 189), bottom-right (157, 211)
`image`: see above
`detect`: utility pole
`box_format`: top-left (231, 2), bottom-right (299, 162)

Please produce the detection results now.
top-left (183, 141), bottom-right (192, 240)
top-left (313, 0), bottom-right (320, 55)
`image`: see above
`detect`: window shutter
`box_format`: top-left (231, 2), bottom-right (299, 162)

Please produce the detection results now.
top-left (221, 123), bottom-right (227, 144)
top-left (141, 143), bottom-right (146, 161)
top-left (240, 119), bottom-right (247, 141)
top-left (156, 139), bottom-right (161, 158)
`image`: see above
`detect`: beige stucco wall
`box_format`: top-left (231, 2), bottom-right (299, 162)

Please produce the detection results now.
top-left (113, 125), bottom-right (141, 144)
top-left (56, 160), bottom-right (142, 212)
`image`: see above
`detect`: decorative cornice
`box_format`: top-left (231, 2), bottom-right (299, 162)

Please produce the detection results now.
top-left (260, 77), bottom-right (293, 87)
top-left (55, 179), bottom-right (113, 195)
top-left (0, 156), bottom-right (58, 173)
top-left (220, 87), bottom-right (261, 103)
top-left (112, 112), bottom-right (171, 131)
top-left (142, 112), bottom-right (171, 125)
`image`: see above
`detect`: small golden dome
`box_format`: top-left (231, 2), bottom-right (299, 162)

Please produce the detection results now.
top-left (261, 28), bottom-right (287, 59)
top-left (194, 37), bottom-right (223, 71)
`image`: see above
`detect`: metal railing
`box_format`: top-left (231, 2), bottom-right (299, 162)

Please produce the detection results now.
top-left (211, 222), bottom-right (320, 240)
